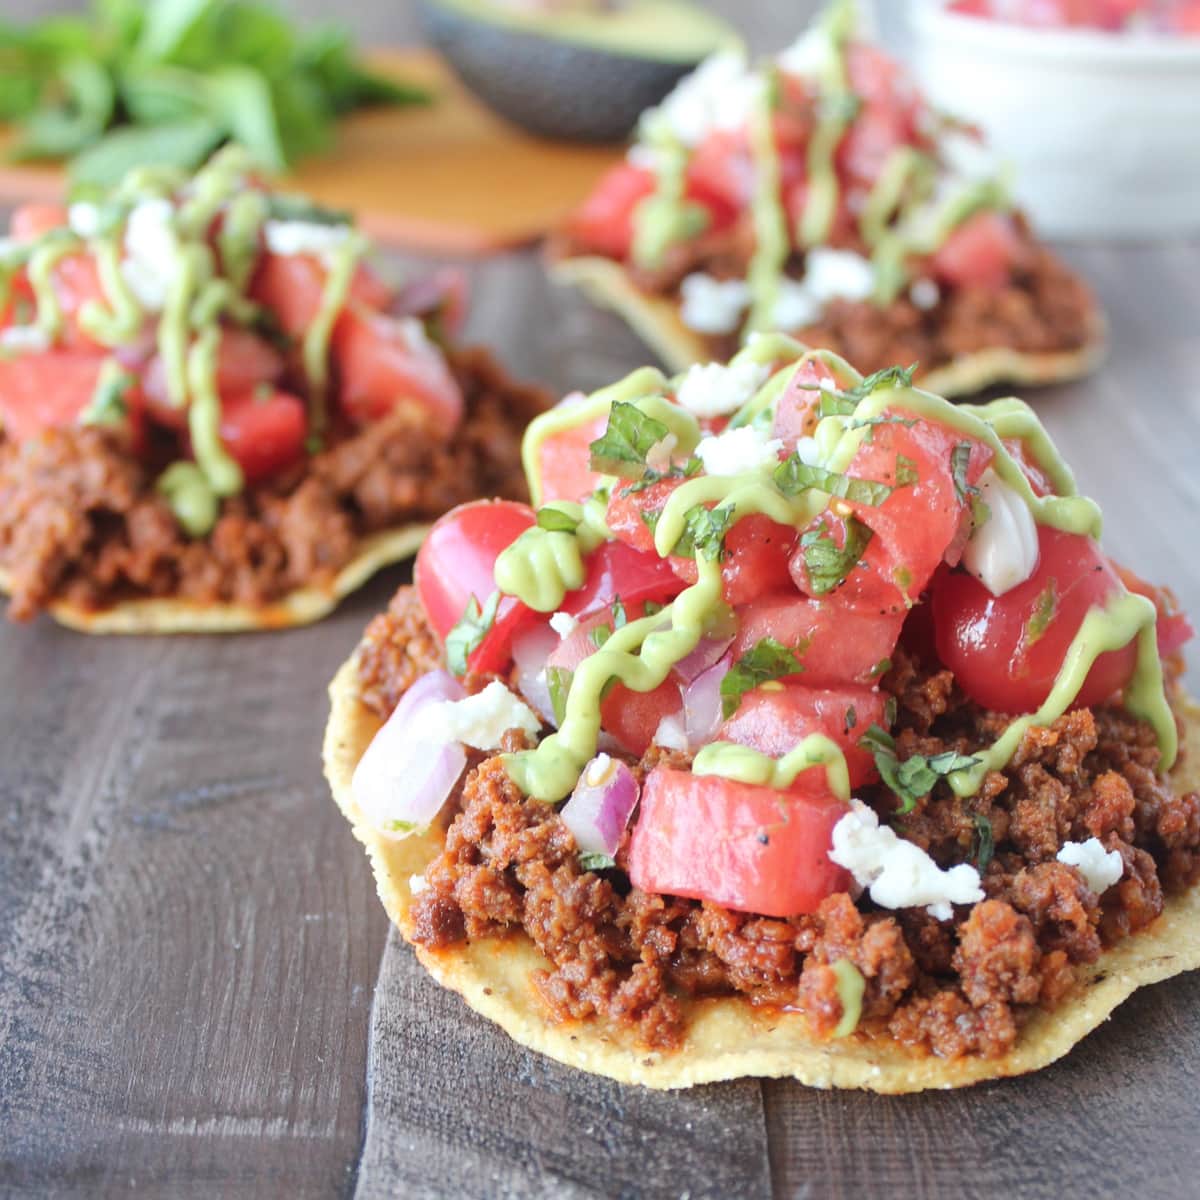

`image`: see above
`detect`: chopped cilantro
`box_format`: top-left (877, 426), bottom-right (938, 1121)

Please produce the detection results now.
top-left (546, 666), bottom-right (573, 726)
top-left (588, 402), bottom-right (671, 479)
top-left (579, 851), bottom-right (616, 872)
top-left (1025, 580), bottom-right (1058, 647)
top-left (858, 724), bottom-right (980, 815)
top-left (444, 591), bottom-right (501, 677)
top-left (773, 457), bottom-right (893, 506)
top-left (800, 517), bottom-right (873, 595)
top-left (971, 813), bottom-right (995, 871)
top-left (894, 454), bottom-right (919, 487)
top-left (720, 637), bottom-right (804, 718)
top-left (536, 506), bottom-right (581, 534)
top-left (671, 504), bottom-right (734, 561)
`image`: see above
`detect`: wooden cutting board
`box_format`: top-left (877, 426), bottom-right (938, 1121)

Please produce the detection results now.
top-left (0, 50), bottom-right (624, 256)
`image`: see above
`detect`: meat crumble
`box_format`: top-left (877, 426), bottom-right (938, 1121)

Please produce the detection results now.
top-left (362, 589), bottom-right (1199, 1060)
top-left (0, 348), bottom-right (547, 620)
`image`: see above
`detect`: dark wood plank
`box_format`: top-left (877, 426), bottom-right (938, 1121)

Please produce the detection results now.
top-left (355, 934), bottom-right (773, 1200)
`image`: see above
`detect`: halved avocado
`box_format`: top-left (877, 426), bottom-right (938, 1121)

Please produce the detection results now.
top-left (417, 0), bottom-right (741, 142)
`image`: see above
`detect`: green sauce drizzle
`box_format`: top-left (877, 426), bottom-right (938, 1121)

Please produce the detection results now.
top-left (692, 734), bottom-right (851, 799)
top-left (302, 232), bottom-right (366, 438)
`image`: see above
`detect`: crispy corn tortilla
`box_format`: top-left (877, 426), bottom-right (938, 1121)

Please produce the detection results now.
top-left (552, 256), bottom-right (1109, 398)
top-left (0, 525), bottom-right (428, 635)
top-left (326, 652), bottom-right (1200, 1092)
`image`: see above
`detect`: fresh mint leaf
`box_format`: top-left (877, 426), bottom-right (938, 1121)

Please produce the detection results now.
top-left (971, 813), bottom-right (994, 871)
top-left (444, 590), bottom-right (500, 678)
top-left (894, 454), bottom-right (919, 487)
top-left (846, 363), bottom-right (917, 402)
top-left (671, 504), bottom-right (734, 561)
top-left (719, 637), bottom-right (803, 718)
top-left (588, 401), bottom-right (672, 479)
top-left (774, 456), bottom-right (893, 506)
top-left (536, 506), bottom-right (580, 535)
top-left (800, 517), bottom-right (872, 595)
top-left (858, 724), bottom-right (980, 815)
top-left (950, 441), bottom-right (975, 504)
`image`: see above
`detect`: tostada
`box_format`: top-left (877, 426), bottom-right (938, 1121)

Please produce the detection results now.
top-left (324, 338), bottom-right (1197, 1092)
top-left (0, 146), bottom-right (547, 632)
top-left (550, 0), bottom-right (1105, 395)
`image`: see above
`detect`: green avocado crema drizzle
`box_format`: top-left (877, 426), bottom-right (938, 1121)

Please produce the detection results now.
top-left (497, 344), bottom-right (1178, 805)
top-left (5, 144), bottom-right (366, 537)
top-left (626, 0), bottom-right (1012, 338)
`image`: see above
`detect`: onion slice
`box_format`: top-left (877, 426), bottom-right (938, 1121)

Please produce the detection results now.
top-left (683, 651), bottom-right (731, 749)
top-left (511, 623), bottom-right (560, 727)
top-left (672, 635), bottom-right (734, 684)
top-left (351, 670), bottom-right (467, 838)
top-left (560, 754), bottom-right (640, 861)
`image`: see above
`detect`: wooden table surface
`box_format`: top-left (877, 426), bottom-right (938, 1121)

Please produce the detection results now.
top-left (4, 4), bottom-right (1200, 1199)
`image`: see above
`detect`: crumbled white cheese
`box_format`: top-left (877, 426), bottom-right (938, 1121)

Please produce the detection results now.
top-left (770, 279), bottom-right (822, 331)
top-left (653, 714), bottom-right (689, 753)
top-left (776, 27), bottom-right (834, 78)
top-left (679, 273), bottom-right (752, 335)
top-left (0, 325), bottom-right (51, 353)
top-left (803, 249), bottom-right (877, 304)
top-left (963, 468), bottom-right (1039, 597)
top-left (549, 611), bottom-right (579, 639)
top-left (429, 681), bottom-right (541, 751)
top-left (794, 436), bottom-right (821, 467)
top-left (696, 425), bottom-right (783, 477)
top-left (263, 218), bottom-right (353, 261)
top-left (121, 199), bottom-right (180, 312)
top-left (829, 801), bottom-right (985, 921)
top-left (1057, 839), bottom-right (1124, 894)
top-left (675, 359), bottom-right (770, 419)
top-left (641, 51), bottom-right (762, 148)
top-left (408, 874), bottom-right (429, 895)
top-left (940, 130), bottom-right (999, 182)
top-left (909, 278), bottom-right (941, 311)
top-left (67, 202), bottom-right (103, 240)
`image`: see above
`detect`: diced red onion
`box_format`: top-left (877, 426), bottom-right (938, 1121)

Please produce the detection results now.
top-left (683, 651), bottom-right (731, 749)
top-left (512, 623), bottom-right (560, 727)
top-left (351, 669), bottom-right (467, 838)
top-left (560, 754), bottom-right (640, 859)
top-left (112, 330), bottom-right (158, 371)
top-left (390, 267), bottom-right (468, 336)
top-left (672, 635), bottom-right (734, 684)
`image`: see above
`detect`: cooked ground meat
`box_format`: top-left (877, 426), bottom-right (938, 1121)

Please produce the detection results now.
top-left (0, 348), bottom-right (547, 620)
top-left (366, 602), bottom-right (1200, 1060)
top-left (556, 215), bottom-right (1098, 380)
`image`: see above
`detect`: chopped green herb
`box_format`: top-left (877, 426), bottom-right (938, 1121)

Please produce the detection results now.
top-left (950, 442), bottom-right (976, 504)
top-left (671, 504), bottom-right (734, 561)
top-left (844, 705), bottom-right (857, 732)
top-left (884, 695), bottom-right (899, 725)
top-left (536, 506), bottom-right (581, 534)
top-left (578, 851), bottom-right (616, 872)
top-left (816, 390), bottom-right (857, 418)
top-left (588, 401), bottom-right (671, 479)
top-left (639, 507), bottom-right (661, 535)
top-left (546, 666), bottom-right (573, 726)
top-left (386, 818), bottom-right (419, 834)
top-left (589, 626), bottom-right (611, 649)
top-left (444, 591), bottom-right (500, 677)
top-left (970, 495), bottom-right (992, 530)
top-left (858, 724), bottom-right (980, 815)
top-left (871, 656), bottom-right (893, 679)
top-left (624, 456), bottom-right (701, 493)
top-left (848, 363), bottom-right (917, 401)
top-left (894, 454), bottom-right (919, 487)
top-left (643, 599), bottom-right (664, 617)
top-left (80, 364), bottom-right (135, 427)
top-left (800, 517), bottom-right (873, 595)
top-left (1025, 579), bottom-right (1058, 647)
top-left (773, 457), bottom-right (893, 506)
top-left (971, 813), bottom-right (995, 871)
top-left (611, 596), bottom-right (627, 629)
top-left (720, 637), bottom-right (803, 718)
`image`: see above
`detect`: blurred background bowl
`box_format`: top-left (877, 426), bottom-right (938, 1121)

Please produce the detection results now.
top-left (912, 0), bottom-right (1200, 239)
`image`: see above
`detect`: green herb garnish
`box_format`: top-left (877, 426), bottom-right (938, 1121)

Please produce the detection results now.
top-left (578, 851), bottom-right (616, 872)
top-left (546, 666), bottom-right (573, 726)
top-left (536, 506), bottom-right (581, 535)
top-left (588, 401), bottom-right (671, 479)
top-left (0, 0), bottom-right (431, 185)
top-left (720, 637), bottom-right (803, 718)
top-left (773, 457), bottom-right (893, 506)
top-left (858, 724), bottom-right (980, 815)
top-left (444, 591), bottom-right (499, 677)
top-left (671, 504), bottom-right (734, 561)
top-left (800, 517), bottom-right (873, 595)
top-left (894, 454), bottom-right (919, 487)
top-left (971, 813), bottom-right (995, 871)
top-left (1025, 580), bottom-right (1058, 647)
top-left (79, 363), bottom-right (135, 426)
top-left (950, 442), bottom-right (976, 505)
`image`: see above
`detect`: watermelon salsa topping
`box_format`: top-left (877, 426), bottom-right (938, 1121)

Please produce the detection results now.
top-left (350, 336), bottom-right (1195, 1049)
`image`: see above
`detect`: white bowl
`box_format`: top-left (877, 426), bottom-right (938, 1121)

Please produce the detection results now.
top-left (911, 1), bottom-right (1200, 239)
